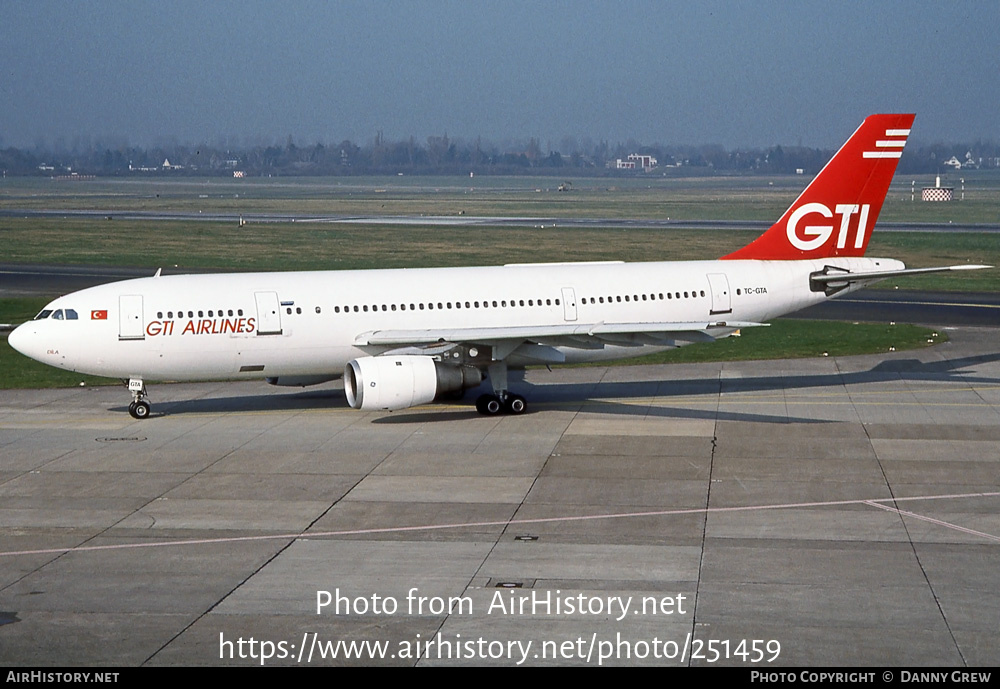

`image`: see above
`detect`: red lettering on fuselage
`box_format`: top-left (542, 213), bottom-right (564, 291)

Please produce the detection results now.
top-left (147, 317), bottom-right (256, 336)
top-left (145, 320), bottom-right (176, 336)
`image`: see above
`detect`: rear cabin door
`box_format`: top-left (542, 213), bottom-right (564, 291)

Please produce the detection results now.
top-left (118, 295), bottom-right (145, 340)
top-left (254, 291), bottom-right (283, 335)
top-left (707, 273), bottom-right (733, 315)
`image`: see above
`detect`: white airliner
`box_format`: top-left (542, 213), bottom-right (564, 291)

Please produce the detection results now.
top-left (8, 114), bottom-right (989, 419)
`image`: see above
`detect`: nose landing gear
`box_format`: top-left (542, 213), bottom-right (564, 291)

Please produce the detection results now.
top-left (126, 378), bottom-right (151, 419)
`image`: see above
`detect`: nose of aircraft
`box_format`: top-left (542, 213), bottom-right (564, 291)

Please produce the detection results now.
top-left (7, 322), bottom-right (38, 359)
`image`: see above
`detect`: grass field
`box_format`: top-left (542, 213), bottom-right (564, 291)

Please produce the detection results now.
top-left (2, 174), bottom-right (997, 290)
top-left (0, 217), bottom-right (995, 291)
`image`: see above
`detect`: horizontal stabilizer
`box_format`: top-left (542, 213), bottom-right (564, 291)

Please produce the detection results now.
top-left (811, 264), bottom-right (992, 285)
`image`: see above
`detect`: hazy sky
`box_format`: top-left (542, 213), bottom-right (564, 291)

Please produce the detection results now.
top-left (1, 1), bottom-right (997, 149)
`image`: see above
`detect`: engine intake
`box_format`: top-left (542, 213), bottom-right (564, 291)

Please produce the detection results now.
top-left (344, 356), bottom-right (483, 411)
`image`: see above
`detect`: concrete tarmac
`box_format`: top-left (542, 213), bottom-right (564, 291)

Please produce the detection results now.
top-left (1, 327), bottom-right (999, 666)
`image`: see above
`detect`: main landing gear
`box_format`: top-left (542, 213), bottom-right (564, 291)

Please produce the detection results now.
top-left (475, 361), bottom-right (527, 416)
top-left (475, 392), bottom-right (527, 416)
top-left (126, 378), bottom-right (151, 419)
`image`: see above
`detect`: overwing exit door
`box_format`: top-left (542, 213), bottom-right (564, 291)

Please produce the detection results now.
top-left (561, 287), bottom-right (578, 321)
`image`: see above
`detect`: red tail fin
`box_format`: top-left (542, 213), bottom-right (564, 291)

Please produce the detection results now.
top-left (722, 114), bottom-right (914, 260)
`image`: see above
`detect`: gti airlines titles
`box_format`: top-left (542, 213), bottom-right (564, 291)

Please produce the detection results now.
top-left (785, 203), bottom-right (872, 252)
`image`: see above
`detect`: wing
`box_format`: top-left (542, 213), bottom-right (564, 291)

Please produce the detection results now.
top-left (354, 320), bottom-right (767, 365)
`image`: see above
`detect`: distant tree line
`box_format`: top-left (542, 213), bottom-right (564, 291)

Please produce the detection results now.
top-left (2, 133), bottom-right (998, 178)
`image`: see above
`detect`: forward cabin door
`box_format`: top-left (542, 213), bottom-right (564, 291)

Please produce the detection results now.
top-left (707, 273), bottom-right (733, 315)
top-left (118, 295), bottom-right (145, 340)
top-left (254, 291), bottom-right (283, 335)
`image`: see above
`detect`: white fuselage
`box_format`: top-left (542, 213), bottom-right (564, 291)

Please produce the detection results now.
top-left (9, 256), bottom-right (902, 382)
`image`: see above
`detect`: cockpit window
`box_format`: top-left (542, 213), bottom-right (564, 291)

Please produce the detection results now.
top-left (32, 308), bottom-right (78, 321)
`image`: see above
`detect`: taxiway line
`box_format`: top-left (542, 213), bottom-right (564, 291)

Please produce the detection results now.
top-left (3, 490), bottom-right (998, 559)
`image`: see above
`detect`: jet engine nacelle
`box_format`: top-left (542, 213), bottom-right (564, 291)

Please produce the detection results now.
top-left (344, 356), bottom-right (484, 411)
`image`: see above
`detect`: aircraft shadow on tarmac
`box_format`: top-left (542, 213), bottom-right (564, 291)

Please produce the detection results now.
top-left (137, 351), bottom-right (1000, 424)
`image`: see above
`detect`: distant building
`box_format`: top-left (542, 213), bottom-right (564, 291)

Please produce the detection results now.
top-left (615, 153), bottom-right (658, 171)
top-left (942, 152), bottom-right (979, 171)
